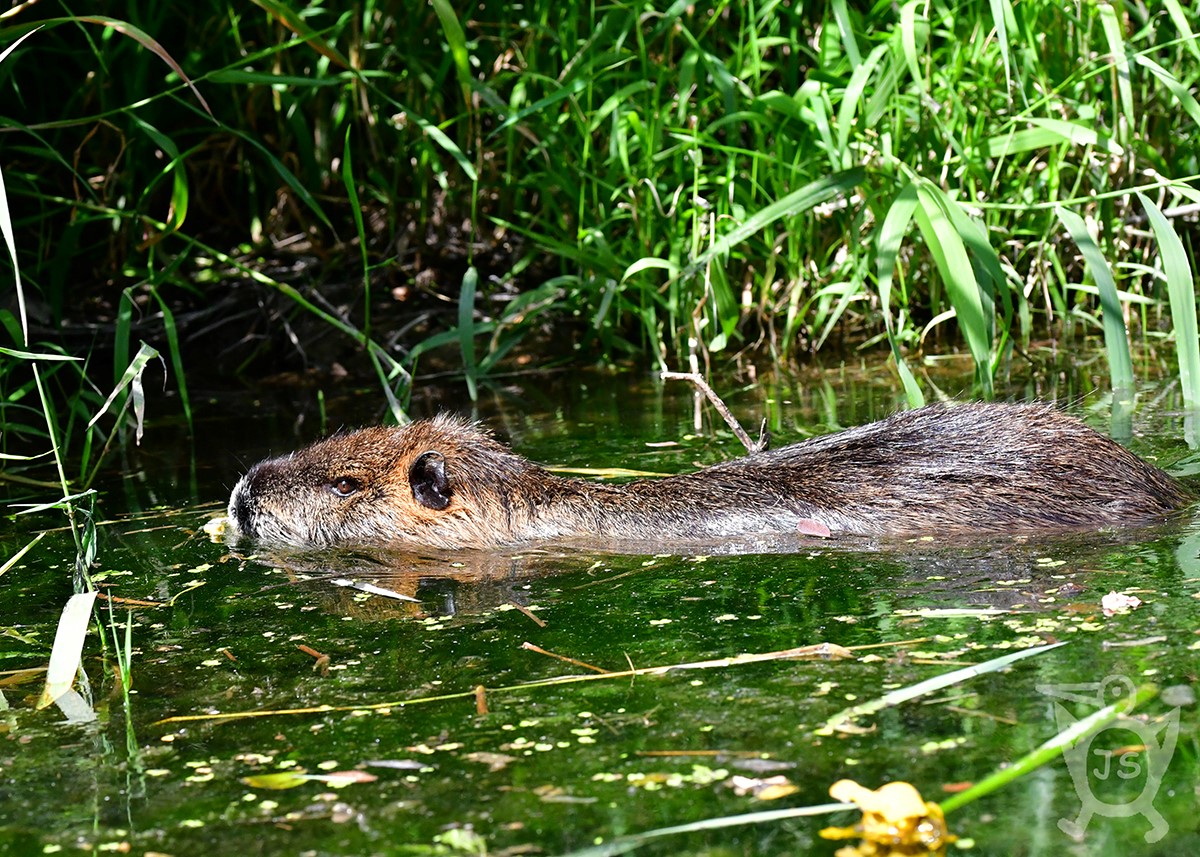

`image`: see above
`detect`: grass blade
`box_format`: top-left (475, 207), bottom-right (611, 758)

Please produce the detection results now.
top-left (458, 267), bottom-right (480, 401)
top-left (875, 182), bottom-right (924, 407)
top-left (978, 117), bottom-right (1123, 160)
top-left (1055, 206), bottom-right (1134, 395)
top-left (817, 641), bottom-right (1066, 735)
top-left (0, 347), bottom-right (80, 361)
top-left (0, 533), bottom-right (47, 579)
top-left (1137, 192), bottom-right (1200, 407)
top-left (86, 342), bottom-right (163, 444)
top-left (247, 0), bottom-right (352, 69)
top-left (941, 683), bottom-right (1159, 813)
top-left (987, 0), bottom-right (1016, 100)
top-left (1133, 53), bottom-right (1200, 128)
top-left (77, 15), bottom-right (213, 116)
top-left (682, 168), bottom-right (865, 279)
top-left (429, 0), bottom-right (472, 111)
top-left (830, 0), bottom-right (861, 66)
top-left (1097, 1), bottom-right (1135, 147)
top-left (912, 182), bottom-right (993, 397)
top-left (835, 44), bottom-right (888, 165)
top-left (1163, 0), bottom-right (1200, 59)
top-left (898, 0), bottom-right (928, 92)
top-left (0, 155), bottom-right (26, 346)
top-left (556, 802), bottom-right (853, 857)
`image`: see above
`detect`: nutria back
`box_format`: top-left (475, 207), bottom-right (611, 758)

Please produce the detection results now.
top-left (226, 403), bottom-right (1189, 550)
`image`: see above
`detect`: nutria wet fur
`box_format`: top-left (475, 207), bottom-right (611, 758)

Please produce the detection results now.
top-left (226, 402), bottom-right (1189, 550)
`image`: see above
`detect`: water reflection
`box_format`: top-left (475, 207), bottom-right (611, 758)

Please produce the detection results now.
top-left (229, 517), bottom-right (1194, 622)
top-left (5, 357), bottom-right (1200, 857)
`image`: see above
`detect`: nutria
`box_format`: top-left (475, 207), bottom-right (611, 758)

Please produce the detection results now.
top-left (225, 402), bottom-right (1189, 550)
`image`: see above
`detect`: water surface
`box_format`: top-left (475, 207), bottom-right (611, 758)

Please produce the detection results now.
top-left (2, 366), bottom-right (1198, 856)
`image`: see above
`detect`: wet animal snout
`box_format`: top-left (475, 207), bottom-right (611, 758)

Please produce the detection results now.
top-left (228, 462), bottom-right (267, 535)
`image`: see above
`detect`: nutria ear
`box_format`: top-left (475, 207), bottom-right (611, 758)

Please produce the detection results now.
top-left (409, 450), bottom-right (452, 510)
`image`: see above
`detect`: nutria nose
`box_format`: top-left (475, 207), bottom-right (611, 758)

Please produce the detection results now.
top-left (229, 463), bottom-right (265, 534)
top-left (230, 484), bottom-right (254, 532)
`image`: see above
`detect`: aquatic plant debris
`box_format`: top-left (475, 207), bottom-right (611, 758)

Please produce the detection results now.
top-left (1101, 591), bottom-right (1143, 615)
top-left (820, 779), bottom-right (955, 856)
top-left (241, 770), bottom-right (378, 789)
top-left (36, 591), bottom-right (98, 720)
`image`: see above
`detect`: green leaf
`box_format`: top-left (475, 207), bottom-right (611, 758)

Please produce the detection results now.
top-left (978, 118), bottom-right (1122, 159)
top-left (683, 168), bottom-right (865, 279)
top-left (429, 0), bottom-right (472, 112)
top-left (987, 0), bottom-right (1017, 98)
top-left (491, 77), bottom-right (589, 137)
top-left (897, 0), bottom-right (928, 92)
top-left (875, 182), bottom-right (924, 407)
top-left (1163, 0), bottom-right (1200, 59)
top-left (86, 342), bottom-right (163, 444)
top-left (246, 0), bottom-right (352, 71)
top-left (1137, 193), bottom-right (1200, 407)
top-left (876, 182), bottom-right (919, 333)
top-left (0, 347), bottom-right (80, 361)
top-left (1133, 54), bottom-right (1200, 129)
top-left (1055, 207), bottom-right (1133, 394)
top-left (458, 267), bottom-right (479, 401)
top-left (818, 641), bottom-right (1066, 735)
top-left (622, 257), bottom-right (681, 282)
top-left (912, 182), bottom-right (992, 397)
top-left (941, 683), bottom-right (1158, 814)
top-left (1097, 2), bottom-right (1134, 147)
top-left (835, 43), bottom-right (889, 166)
top-left (830, 0), bottom-right (862, 66)
top-left (241, 772), bottom-right (312, 790)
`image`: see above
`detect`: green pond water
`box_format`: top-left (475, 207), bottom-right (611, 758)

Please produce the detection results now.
top-left (2, 364), bottom-right (1199, 856)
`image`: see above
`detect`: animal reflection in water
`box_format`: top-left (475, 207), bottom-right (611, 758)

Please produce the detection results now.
top-left (229, 531), bottom-right (1168, 621)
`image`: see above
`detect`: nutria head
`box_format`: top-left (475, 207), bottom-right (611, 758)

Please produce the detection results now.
top-left (226, 415), bottom-right (552, 549)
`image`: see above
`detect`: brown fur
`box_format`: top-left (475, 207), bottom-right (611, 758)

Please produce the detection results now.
top-left (226, 402), bottom-right (1190, 550)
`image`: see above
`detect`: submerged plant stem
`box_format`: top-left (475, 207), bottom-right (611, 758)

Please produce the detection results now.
top-left (940, 683), bottom-right (1160, 814)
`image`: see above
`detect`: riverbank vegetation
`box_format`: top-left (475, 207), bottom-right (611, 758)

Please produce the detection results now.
top-left (2, 0), bottom-right (1199, 453)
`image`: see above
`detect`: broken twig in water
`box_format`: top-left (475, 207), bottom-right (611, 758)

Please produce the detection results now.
top-left (660, 371), bottom-right (767, 453)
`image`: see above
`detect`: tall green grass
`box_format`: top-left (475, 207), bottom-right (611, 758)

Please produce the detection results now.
top-left (0, 0), bottom-right (1198, 440)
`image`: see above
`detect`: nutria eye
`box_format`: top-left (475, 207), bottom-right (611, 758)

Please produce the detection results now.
top-left (329, 476), bottom-right (361, 498)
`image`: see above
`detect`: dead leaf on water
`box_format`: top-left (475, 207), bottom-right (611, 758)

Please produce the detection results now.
top-left (1101, 591), bottom-right (1142, 615)
top-left (37, 591), bottom-right (98, 716)
top-left (729, 774), bottom-right (799, 800)
top-left (311, 770), bottom-right (378, 786)
top-left (464, 751), bottom-right (519, 772)
top-left (202, 516), bottom-right (228, 540)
